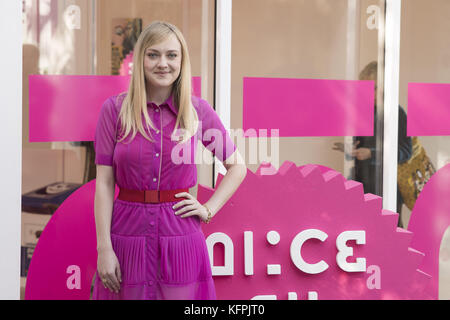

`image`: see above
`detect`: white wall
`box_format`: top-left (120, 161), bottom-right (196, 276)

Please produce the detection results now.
top-left (0, 1), bottom-right (22, 300)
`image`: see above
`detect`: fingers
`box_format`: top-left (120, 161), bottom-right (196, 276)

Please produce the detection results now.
top-left (172, 194), bottom-right (203, 219)
top-left (172, 199), bottom-right (195, 210)
top-left (180, 208), bottom-right (198, 218)
top-left (353, 148), bottom-right (371, 160)
top-left (100, 270), bottom-right (121, 293)
top-left (175, 192), bottom-right (192, 200)
top-left (116, 265), bottom-right (122, 284)
top-left (105, 273), bottom-right (121, 293)
top-left (175, 204), bottom-right (196, 217)
top-left (172, 200), bottom-right (202, 219)
top-left (100, 276), bottom-right (112, 291)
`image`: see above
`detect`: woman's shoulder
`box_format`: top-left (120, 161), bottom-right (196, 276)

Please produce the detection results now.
top-left (111, 92), bottom-right (127, 108)
top-left (103, 92), bottom-right (127, 114)
top-left (190, 95), bottom-right (212, 116)
top-left (191, 94), bottom-right (201, 107)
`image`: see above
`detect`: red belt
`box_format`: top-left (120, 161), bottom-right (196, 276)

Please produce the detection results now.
top-left (118, 188), bottom-right (190, 203)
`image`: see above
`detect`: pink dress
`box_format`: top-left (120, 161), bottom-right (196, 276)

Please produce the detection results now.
top-left (91, 92), bottom-right (236, 300)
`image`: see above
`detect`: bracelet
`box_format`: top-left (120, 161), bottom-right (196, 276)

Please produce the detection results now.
top-left (203, 204), bottom-right (213, 224)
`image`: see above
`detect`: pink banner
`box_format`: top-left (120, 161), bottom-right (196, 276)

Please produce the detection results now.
top-left (25, 163), bottom-right (434, 300)
top-left (243, 77), bottom-right (374, 137)
top-left (28, 75), bottom-right (201, 142)
top-left (407, 82), bottom-right (450, 136)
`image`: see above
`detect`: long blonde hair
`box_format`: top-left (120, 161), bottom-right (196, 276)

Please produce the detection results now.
top-left (116, 21), bottom-right (198, 144)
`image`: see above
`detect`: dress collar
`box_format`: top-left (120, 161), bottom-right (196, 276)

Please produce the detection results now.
top-left (147, 93), bottom-right (178, 115)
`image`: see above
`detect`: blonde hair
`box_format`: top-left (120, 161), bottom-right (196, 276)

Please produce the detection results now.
top-left (116, 21), bottom-right (198, 144)
top-left (359, 61), bottom-right (377, 81)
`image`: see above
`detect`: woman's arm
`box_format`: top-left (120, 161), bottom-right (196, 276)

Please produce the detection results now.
top-left (173, 148), bottom-right (246, 222)
top-left (94, 165), bottom-right (115, 251)
top-left (203, 148), bottom-right (247, 219)
top-left (94, 165), bottom-right (122, 293)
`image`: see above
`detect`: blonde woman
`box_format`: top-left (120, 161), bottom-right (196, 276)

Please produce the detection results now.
top-left (92, 21), bottom-right (247, 300)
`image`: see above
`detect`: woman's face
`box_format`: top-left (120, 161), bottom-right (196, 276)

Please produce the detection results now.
top-left (144, 33), bottom-right (182, 90)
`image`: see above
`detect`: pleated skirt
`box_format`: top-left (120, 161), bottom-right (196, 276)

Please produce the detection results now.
top-left (91, 198), bottom-right (216, 300)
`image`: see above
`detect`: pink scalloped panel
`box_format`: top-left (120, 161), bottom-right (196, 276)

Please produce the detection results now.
top-left (24, 162), bottom-right (441, 300)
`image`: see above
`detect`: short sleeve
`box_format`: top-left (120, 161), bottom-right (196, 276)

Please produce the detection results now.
top-left (199, 98), bottom-right (237, 162)
top-left (94, 97), bottom-right (117, 166)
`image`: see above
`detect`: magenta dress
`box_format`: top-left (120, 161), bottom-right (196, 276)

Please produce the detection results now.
top-left (91, 92), bottom-right (236, 300)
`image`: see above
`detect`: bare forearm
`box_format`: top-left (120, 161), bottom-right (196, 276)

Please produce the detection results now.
top-left (94, 181), bottom-right (115, 251)
top-left (204, 164), bottom-right (247, 218)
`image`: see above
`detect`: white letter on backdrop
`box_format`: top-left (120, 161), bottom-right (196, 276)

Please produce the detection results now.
top-left (336, 230), bottom-right (366, 272)
top-left (290, 229), bottom-right (329, 274)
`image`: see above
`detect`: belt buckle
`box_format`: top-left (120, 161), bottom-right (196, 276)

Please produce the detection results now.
top-left (144, 190), bottom-right (159, 203)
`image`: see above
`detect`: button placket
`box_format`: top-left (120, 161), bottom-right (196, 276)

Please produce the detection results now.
top-left (146, 205), bottom-right (158, 299)
top-left (152, 108), bottom-right (160, 188)
top-left (156, 106), bottom-right (163, 191)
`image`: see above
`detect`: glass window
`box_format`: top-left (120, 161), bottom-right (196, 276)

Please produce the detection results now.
top-left (399, 0), bottom-right (450, 299)
top-left (231, 0), bottom-right (386, 197)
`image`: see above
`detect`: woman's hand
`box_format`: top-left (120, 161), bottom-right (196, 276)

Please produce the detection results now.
top-left (97, 247), bottom-right (122, 294)
top-left (352, 147), bottom-right (372, 161)
top-left (173, 192), bottom-right (209, 222)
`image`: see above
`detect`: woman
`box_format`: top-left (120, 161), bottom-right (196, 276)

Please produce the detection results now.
top-left (92, 21), bottom-right (247, 300)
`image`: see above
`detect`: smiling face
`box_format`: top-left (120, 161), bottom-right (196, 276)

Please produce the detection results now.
top-left (143, 33), bottom-right (182, 92)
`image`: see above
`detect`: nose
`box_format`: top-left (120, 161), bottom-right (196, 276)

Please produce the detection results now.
top-left (157, 55), bottom-right (169, 68)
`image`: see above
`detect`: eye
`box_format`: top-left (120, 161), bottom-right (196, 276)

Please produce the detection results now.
top-left (147, 53), bottom-right (157, 57)
top-left (168, 54), bottom-right (177, 58)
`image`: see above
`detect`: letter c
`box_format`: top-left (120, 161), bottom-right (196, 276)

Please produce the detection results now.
top-left (290, 229), bottom-right (329, 274)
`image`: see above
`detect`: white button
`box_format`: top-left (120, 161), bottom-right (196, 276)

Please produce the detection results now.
top-left (156, 130), bottom-right (160, 134)
top-left (155, 109), bottom-right (159, 112)
top-left (153, 178), bottom-right (157, 182)
top-left (156, 153), bottom-right (159, 157)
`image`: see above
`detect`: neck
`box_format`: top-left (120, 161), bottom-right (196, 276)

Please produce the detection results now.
top-left (146, 85), bottom-right (173, 105)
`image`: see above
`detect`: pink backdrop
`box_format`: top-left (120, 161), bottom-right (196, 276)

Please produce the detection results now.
top-left (200, 162), bottom-right (433, 300)
top-left (25, 162), bottom-right (442, 300)
top-left (407, 82), bottom-right (450, 136)
top-left (28, 75), bottom-right (201, 142)
top-left (24, 76), bottom-right (449, 299)
top-left (243, 77), bottom-right (374, 137)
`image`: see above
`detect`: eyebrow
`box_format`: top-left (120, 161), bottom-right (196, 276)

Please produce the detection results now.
top-left (146, 49), bottom-right (179, 53)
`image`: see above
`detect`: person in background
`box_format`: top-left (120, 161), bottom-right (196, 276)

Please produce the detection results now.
top-left (333, 61), bottom-right (412, 228)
